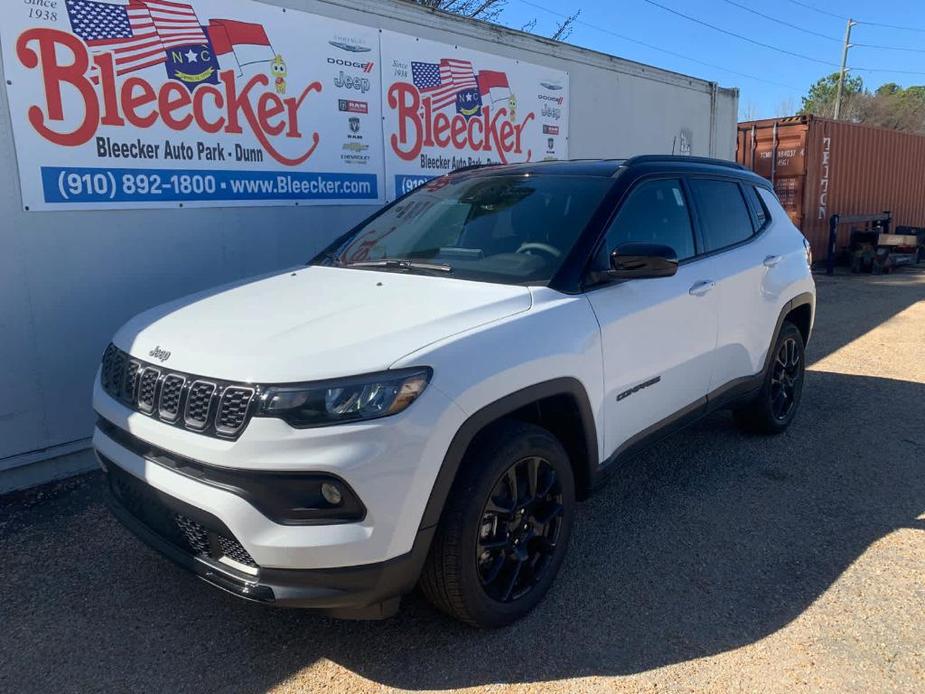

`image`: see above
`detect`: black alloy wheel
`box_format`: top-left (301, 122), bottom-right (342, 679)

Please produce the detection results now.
top-left (769, 335), bottom-right (803, 421)
top-left (420, 420), bottom-right (575, 627)
top-left (733, 321), bottom-right (806, 435)
top-left (476, 456), bottom-right (564, 603)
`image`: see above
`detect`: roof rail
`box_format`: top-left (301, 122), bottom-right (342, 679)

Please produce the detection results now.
top-left (623, 155), bottom-right (746, 170)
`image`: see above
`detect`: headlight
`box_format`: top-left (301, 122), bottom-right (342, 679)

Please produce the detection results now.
top-left (257, 367), bottom-right (432, 428)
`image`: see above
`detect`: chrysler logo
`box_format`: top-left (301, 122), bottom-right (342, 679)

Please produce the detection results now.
top-left (149, 346), bottom-right (171, 363)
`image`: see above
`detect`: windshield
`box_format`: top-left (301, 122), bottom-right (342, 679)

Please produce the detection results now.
top-left (314, 174), bottom-right (614, 285)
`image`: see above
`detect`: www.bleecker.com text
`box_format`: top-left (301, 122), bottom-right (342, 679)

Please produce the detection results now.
top-left (96, 136), bottom-right (264, 163)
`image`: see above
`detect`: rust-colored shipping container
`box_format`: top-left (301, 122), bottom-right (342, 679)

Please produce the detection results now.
top-left (737, 114), bottom-right (925, 260)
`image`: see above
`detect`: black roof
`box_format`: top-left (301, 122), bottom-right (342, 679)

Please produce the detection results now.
top-left (455, 155), bottom-right (753, 179)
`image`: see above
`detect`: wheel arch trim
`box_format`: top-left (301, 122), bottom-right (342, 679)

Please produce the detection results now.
top-left (419, 378), bottom-right (599, 530)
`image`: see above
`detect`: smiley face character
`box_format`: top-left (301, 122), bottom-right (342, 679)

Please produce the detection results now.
top-left (271, 55), bottom-right (287, 95)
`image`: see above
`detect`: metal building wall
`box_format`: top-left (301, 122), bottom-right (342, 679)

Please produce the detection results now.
top-left (0, 0), bottom-right (737, 489)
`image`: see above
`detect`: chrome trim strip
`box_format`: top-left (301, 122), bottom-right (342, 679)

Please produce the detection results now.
top-left (183, 380), bottom-right (217, 430)
top-left (137, 367), bottom-right (161, 414)
top-left (215, 387), bottom-right (256, 436)
top-left (157, 374), bottom-right (187, 423)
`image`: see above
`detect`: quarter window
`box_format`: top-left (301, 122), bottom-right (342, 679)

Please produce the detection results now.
top-left (742, 184), bottom-right (770, 230)
top-left (602, 178), bottom-right (696, 261)
top-left (689, 179), bottom-right (754, 252)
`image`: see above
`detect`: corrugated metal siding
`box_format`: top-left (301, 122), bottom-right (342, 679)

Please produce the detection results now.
top-left (738, 115), bottom-right (925, 258)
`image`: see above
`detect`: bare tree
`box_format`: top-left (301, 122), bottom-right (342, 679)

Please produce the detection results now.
top-left (776, 97), bottom-right (795, 117)
top-left (414, 0), bottom-right (508, 23)
top-left (414, 0), bottom-right (581, 41)
top-left (550, 10), bottom-right (580, 41)
top-left (740, 100), bottom-right (758, 121)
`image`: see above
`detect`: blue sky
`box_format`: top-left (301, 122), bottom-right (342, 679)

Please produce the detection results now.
top-left (495, 0), bottom-right (925, 119)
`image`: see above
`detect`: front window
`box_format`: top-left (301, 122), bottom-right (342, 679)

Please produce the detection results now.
top-left (314, 173), bottom-right (614, 285)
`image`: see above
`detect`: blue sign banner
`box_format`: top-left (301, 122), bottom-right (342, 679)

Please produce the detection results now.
top-left (41, 167), bottom-right (378, 205)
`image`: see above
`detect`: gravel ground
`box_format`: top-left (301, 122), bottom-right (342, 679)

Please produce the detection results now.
top-left (1, 268), bottom-right (923, 694)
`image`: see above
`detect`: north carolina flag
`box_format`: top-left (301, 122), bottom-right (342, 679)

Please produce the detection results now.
top-left (206, 18), bottom-right (274, 69)
top-left (478, 70), bottom-right (512, 104)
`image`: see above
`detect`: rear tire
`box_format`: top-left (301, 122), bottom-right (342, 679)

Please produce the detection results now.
top-left (733, 321), bottom-right (805, 435)
top-left (420, 420), bottom-right (575, 627)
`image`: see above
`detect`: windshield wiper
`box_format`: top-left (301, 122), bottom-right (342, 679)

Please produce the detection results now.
top-left (345, 258), bottom-right (453, 273)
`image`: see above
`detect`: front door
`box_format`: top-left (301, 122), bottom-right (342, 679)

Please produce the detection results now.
top-left (585, 177), bottom-right (719, 460)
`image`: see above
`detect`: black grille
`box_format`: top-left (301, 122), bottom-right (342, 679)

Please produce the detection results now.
top-left (217, 387), bottom-right (255, 434)
top-left (137, 368), bottom-right (160, 413)
top-left (175, 514), bottom-right (210, 554)
top-left (123, 361), bottom-right (141, 402)
top-left (158, 375), bottom-right (185, 421)
top-left (99, 345), bottom-right (258, 440)
top-left (107, 462), bottom-right (260, 574)
top-left (216, 534), bottom-right (259, 569)
top-left (185, 381), bottom-right (216, 428)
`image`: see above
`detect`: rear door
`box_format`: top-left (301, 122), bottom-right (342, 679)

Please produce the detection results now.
top-left (686, 178), bottom-right (783, 391)
top-left (585, 177), bottom-right (719, 459)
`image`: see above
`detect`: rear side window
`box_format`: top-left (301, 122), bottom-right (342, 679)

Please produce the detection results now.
top-left (602, 178), bottom-right (696, 261)
top-left (689, 179), bottom-right (754, 252)
top-left (742, 185), bottom-right (770, 230)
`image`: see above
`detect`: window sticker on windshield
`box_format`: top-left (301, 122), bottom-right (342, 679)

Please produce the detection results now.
top-left (672, 187), bottom-right (685, 207)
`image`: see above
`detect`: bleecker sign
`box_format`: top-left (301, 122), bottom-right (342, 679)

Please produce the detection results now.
top-left (0, 0), bottom-right (384, 210)
top-left (18, 29), bottom-right (322, 166)
top-left (380, 30), bottom-right (569, 201)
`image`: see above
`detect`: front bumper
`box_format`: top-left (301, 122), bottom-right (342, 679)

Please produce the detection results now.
top-left (101, 452), bottom-right (434, 618)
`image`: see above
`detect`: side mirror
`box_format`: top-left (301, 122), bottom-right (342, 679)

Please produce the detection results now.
top-left (608, 243), bottom-right (678, 280)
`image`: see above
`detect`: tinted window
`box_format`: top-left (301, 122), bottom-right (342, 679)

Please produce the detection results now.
top-left (602, 179), bottom-right (696, 261)
top-left (742, 184), bottom-right (770, 230)
top-left (316, 175), bottom-right (613, 285)
top-left (689, 179), bottom-right (754, 252)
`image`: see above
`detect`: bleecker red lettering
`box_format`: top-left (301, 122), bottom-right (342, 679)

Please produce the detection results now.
top-left (433, 112), bottom-right (450, 148)
top-left (121, 77), bottom-right (157, 128)
top-left (159, 82), bottom-right (193, 130)
top-left (16, 28), bottom-right (98, 146)
top-left (467, 114), bottom-right (483, 150)
top-left (94, 52), bottom-right (124, 126)
top-left (257, 92), bottom-right (286, 137)
top-left (192, 84), bottom-right (225, 134)
top-left (16, 29), bottom-right (321, 166)
top-left (451, 115), bottom-right (467, 149)
top-left (388, 82), bottom-right (423, 161)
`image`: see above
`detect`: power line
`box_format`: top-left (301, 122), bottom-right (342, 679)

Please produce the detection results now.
top-left (513, 0), bottom-right (803, 90)
top-left (719, 0), bottom-right (840, 42)
top-left (785, 0), bottom-right (925, 33)
top-left (642, 0), bottom-right (840, 67)
top-left (644, 0), bottom-right (925, 77)
top-left (783, 0), bottom-right (847, 22)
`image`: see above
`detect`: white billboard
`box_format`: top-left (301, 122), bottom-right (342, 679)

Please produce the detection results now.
top-left (380, 30), bottom-right (570, 200)
top-left (0, 0), bottom-right (384, 210)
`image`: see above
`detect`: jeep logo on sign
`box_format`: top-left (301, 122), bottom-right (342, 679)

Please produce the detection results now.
top-left (148, 346), bottom-right (171, 363)
top-left (334, 70), bottom-right (371, 94)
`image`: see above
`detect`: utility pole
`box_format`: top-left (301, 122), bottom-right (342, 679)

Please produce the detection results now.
top-left (834, 18), bottom-right (856, 120)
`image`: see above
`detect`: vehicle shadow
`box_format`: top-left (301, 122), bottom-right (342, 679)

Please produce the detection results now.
top-left (2, 369), bottom-right (923, 692)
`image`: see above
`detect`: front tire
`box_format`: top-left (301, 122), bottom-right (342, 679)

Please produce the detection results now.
top-left (733, 321), bottom-right (805, 435)
top-left (420, 420), bottom-right (575, 627)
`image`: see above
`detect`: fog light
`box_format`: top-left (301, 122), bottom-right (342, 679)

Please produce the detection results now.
top-left (321, 482), bottom-right (343, 506)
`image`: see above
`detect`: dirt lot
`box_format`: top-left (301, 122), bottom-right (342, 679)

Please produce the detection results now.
top-left (1, 268), bottom-right (923, 693)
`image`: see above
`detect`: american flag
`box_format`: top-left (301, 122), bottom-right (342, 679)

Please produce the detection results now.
top-left (412, 59), bottom-right (478, 111)
top-left (140, 0), bottom-right (209, 50)
top-left (65, 0), bottom-right (166, 76)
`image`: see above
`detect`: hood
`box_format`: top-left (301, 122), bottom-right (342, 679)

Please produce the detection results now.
top-left (114, 265), bottom-right (531, 382)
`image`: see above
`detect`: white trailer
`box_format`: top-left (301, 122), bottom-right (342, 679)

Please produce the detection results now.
top-left (0, 0), bottom-right (737, 490)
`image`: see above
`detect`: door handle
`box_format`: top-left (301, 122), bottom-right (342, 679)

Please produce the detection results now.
top-left (689, 280), bottom-right (715, 296)
top-left (763, 255), bottom-right (783, 267)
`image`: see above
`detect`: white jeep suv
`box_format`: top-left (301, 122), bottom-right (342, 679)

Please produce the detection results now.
top-left (93, 156), bottom-right (815, 627)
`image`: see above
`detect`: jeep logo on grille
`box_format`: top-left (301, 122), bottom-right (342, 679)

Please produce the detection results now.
top-left (149, 346), bottom-right (171, 363)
